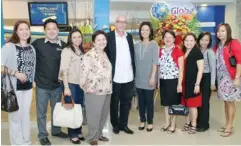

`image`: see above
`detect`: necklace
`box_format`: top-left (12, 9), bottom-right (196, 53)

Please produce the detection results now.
top-left (201, 48), bottom-right (207, 54)
top-left (164, 45), bottom-right (174, 52)
top-left (19, 43), bottom-right (29, 48)
top-left (139, 42), bottom-right (149, 60)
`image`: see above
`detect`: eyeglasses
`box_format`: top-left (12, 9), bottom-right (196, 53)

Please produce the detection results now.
top-left (116, 20), bottom-right (127, 24)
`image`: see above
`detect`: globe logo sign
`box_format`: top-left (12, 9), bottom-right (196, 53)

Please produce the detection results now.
top-left (150, 3), bottom-right (169, 20)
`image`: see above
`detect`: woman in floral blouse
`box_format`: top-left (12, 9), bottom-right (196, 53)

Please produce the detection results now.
top-left (79, 30), bottom-right (112, 145)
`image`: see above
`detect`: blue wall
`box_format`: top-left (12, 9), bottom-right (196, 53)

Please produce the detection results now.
top-left (196, 6), bottom-right (225, 46)
top-left (1, 0), bottom-right (4, 47)
top-left (93, 0), bottom-right (110, 32)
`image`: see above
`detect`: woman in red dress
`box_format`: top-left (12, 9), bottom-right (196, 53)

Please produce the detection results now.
top-left (181, 33), bottom-right (204, 134)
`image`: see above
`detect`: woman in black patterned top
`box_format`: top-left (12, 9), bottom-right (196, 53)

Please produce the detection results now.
top-left (158, 30), bottom-right (184, 133)
top-left (1, 20), bottom-right (36, 145)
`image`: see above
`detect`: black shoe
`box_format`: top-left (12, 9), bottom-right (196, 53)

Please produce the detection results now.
top-left (146, 124), bottom-right (153, 132)
top-left (40, 137), bottom-right (51, 145)
top-left (139, 123), bottom-right (146, 130)
top-left (147, 128), bottom-right (153, 132)
top-left (113, 127), bottom-right (120, 134)
top-left (78, 136), bottom-right (85, 141)
top-left (70, 138), bottom-right (81, 144)
top-left (197, 127), bottom-right (209, 132)
top-left (99, 136), bottom-right (109, 142)
top-left (119, 127), bottom-right (134, 134)
top-left (139, 126), bottom-right (145, 130)
top-left (52, 132), bottom-right (68, 138)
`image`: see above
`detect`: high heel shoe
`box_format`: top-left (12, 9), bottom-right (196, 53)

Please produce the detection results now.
top-left (147, 124), bottom-right (153, 132)
top-left (70, 138), bottom-right (80, 144)
top-left (161, 125), bottom-right (170, 131)
top-left (147, 128), bottom-right (153, 132)
top-left (139, 123), bottom-right (146, 130)
top-left (78, 136), bottom-right (85, 141)
top-left (188, 125), bottom-right (197, 134)
top-left (220, 131), bottom-right (232, 137)
top-left (182, 123), bottom-right (190, 131)
top-left (78, 134), bottom-right (85, 141)
top-left (167, 126), bottom-right (176, 134)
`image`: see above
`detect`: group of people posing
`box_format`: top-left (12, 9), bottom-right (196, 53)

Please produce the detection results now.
top-left (1, 15), bottom-right (241, 146)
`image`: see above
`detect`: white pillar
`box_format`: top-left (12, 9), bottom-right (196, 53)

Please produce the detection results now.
top-left (225, 2), bottom-right (237, 38)
top-left (235, 0), bottom-right (241, 41)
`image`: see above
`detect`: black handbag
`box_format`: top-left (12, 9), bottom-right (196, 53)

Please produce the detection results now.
top-left (168, 93), bottom-right (189, 116)
top-left (229, 41), bottom-right (237, 67)
top-left (1, 68), bottom-right (19, 112)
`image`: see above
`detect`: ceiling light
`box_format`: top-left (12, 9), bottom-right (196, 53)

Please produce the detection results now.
top-left (200, 4), bottom-right (208, 7)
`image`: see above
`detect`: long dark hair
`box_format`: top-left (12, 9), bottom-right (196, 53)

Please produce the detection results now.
top-left (8, 20), bottom-right (31, 44)
top-left (182, 32), bottom-right (198, 53)
top-left (66, 27), bottom-right (84, 53)
top-left (215, 23), bottom-right (233, 47)
top-left (197, 32), bottom-right (212, 49)
top-left (139, 22), bottom-right (154, 41)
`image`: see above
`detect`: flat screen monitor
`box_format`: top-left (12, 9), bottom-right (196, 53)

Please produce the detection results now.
top-left (28, 2), bottom-right (68, 26)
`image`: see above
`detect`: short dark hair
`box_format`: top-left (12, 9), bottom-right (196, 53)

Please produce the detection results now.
top-left (162, 30), bottom-right (176, 39)
top-left (66, 26), bottom-right (84, 54)
top-left (215, 23), bottom-right (233, 46)
top-left (43, 19), bottom-right (58, 30)
top-left (197, 32), bottom-right (212, 49)
top-left (8, 20), bottom-right (31, 44)
top-left (92, 30), bottom-right (107, 51)
top-left (139, 22), bottom-right (154, 41)
top-left (182, 32), bottom-right (198, 53)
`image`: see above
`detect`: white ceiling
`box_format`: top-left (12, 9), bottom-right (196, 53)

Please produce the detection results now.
top-left (4, 0), bottom-right (92, 1)
top-left (110, 0), bottom-right (236, 3)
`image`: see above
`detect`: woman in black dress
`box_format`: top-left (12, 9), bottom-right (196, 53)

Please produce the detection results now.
top-left (181, 33), bottom-right (204, 134)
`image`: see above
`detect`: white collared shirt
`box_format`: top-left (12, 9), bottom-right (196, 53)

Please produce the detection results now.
top-left (44, 38), bottom-right (62, 46)
top-left (113, 31), bottom-right (134, 83)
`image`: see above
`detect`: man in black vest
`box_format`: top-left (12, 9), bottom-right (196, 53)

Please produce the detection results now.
top-left (106, 15), bottom-right (135, 134)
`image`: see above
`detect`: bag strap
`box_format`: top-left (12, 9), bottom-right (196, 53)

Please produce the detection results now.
top-left (229, 40), bottom-right (232, 57)
top-left (7, 71), bottom-right (15, 90)
top-left (1, 66), bottom-right (14, 91)
top-left (1, 67), bottom-right (7, 90)
top-left (207, 50), bottom-right (211, 69)
top-left (61, 94), bottom-right (75, 107)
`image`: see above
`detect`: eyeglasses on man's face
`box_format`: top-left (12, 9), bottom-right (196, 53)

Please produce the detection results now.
top-left (116, 20), bottom-right (127, 24)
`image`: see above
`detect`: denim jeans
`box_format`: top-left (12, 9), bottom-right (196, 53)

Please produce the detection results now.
top-left (36, 86), bottom-right (62, 140)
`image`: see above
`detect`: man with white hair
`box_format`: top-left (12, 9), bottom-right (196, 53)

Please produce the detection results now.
top-left (107, 15), bottom-right (135, 134)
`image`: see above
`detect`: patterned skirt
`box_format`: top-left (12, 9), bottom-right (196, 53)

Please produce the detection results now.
top-left (216, 47), bottom-right (241, 101)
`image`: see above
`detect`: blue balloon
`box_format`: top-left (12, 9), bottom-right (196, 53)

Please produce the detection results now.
top-left (150, 3), bottom-right (169, 20)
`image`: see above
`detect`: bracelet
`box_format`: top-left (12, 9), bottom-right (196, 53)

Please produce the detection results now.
top-left (195, 84), bottom-right (200, 86)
